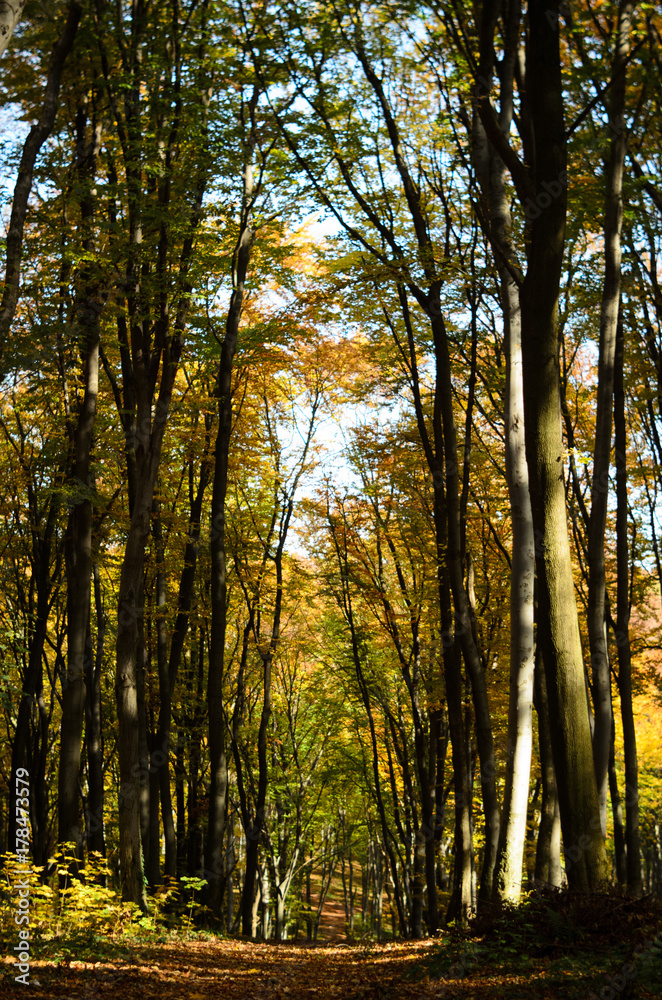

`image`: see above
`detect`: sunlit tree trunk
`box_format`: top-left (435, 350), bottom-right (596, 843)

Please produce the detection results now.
top-left (494, 268), bottom-right (535, 903)
top-left (470, 4), bottom-right (535, 903)
top-left (0, 0), bottom-right (25, 58)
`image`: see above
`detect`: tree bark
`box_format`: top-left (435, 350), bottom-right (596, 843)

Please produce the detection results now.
top-left (0, 0), bottom-right (25, 58)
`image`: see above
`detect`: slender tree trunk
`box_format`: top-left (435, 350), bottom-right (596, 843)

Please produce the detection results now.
top-left (614, 313), bottom-right (642, 895)
top-left (427, 302), bottom-right (499, 910)
top-left (85, 564), bottom-right (105, 857)
top-left (58, 101), bottom-right (102, 861)
top-left (240, 645), bottom-right (273, 936)
top-left (351, 37), bottom-right (500, 904)
top-left (609, 718), bottom-right (627, 884)
top-left (493, 267), bottom-right (535, 902)
top-left (472, 39), bottom-right (535, 901)
top-left (116, 429), bottom-right (175, 905)
top-left (587, 0), bottom-right (633, 837)
top-left (207, 147), bottom-right (255, 915)
top-left (175, 729), bottom-right (186, 873)
top-left (411, 831), bottom-right (424, 939)
top-left (33, 674), bottom-right (53, 867)
top-left (438, 550), bottom-right (473, 927)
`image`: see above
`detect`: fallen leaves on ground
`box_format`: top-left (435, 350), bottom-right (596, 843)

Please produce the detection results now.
top-left (2, 933), bottom-right (659, 1000)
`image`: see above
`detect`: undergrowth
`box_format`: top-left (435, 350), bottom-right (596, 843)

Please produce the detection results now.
top-left (407, 884), bottom-right (662, 998)
top-left (0, 848), bottom-right (215, 959)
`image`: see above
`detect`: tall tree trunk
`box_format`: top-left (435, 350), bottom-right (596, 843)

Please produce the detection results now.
top-left (471, 8), bottom-right (535, 902)
top-left (328, 516), bottom-right (409, 937)
top-left (32, 682), bottom-right (52, 866)
top-left (493, 268), bottom-right (535, 903)
top-left (586, 0), bottom-right (634, 837)
top-left (99, 0), bottom-right (207, 905)
top-left (207, 146), bottom-right (255, 915)
top-left (613, 313), bottom-right (642, 895)
top-left (518, 0), bottom-right (608, 891)
top-left (427, 304), bottom-right (500, 905)
top-left (58, 99), bottom-right (102, 862)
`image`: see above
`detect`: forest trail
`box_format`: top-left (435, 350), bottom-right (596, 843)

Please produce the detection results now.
top-left (14, 938), bottom-right (443, 999)
top-left (3, 934), bottom-right (633, 999)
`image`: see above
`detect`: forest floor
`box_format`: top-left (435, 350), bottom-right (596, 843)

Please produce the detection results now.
top-left (2, 886), bottom-right (661, 998)
top-left (3, 925), bottom-right (662, 999)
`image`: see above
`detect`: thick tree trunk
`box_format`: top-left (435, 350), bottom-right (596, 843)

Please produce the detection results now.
top-left (587, 0), bottom-right (633, 837)
top-left (519, 0), bottom-right (608, 892)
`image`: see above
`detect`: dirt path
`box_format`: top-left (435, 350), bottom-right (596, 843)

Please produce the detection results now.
top-left (5, 938), bottom-right (441, 999)
top-left (1, 934), bottom-right (633, 999)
